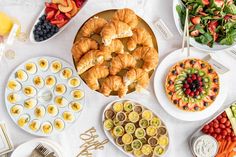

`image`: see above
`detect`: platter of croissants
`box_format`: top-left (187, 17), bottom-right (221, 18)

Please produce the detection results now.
top-left (71, 8), bottom-right (159, 97)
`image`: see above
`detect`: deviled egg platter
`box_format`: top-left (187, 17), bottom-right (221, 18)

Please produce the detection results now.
top-left (5, 56), bottom-right (85, 136)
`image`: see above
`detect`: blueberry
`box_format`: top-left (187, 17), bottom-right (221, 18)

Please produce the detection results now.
top-left (203, 102), bottom-right (208, 107)
top-left (194, 106), bottom-right (199, 111)
top-left (39, 31), bottom-right (43, 35)
top-left (180, 63), bottom-right (184, 68)
top-left (213, 88), bottom-right (218, 92)
top-left (39, 37), bottom-right (44, 41)
top-left (190, 60), bottom-right (196, 64)
top-left (173, 100), bottom-right (178, 104)
top-left (183, 106), bottom-right (188, 110)
top-left (47, 34), bottom-right (51, 38)
top-left (168, 92), bottom-right (173, 95)
top-left (208, 69), bottom-right (213, 73)
top-left (37, 27), bottom-right (41, 31)
top-left (213, 78), bottom-right (218, 83)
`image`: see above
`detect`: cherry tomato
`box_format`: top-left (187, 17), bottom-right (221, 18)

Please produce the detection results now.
top-left (214, 123), bottom-right (219, 128)
top-left (213, 119), bottom-right (219, 124)
top-left (226, 128), bottom-right (232, 134)
top-left (203, 125), bottom-right (210, 130)
top-left (216, 135), bottom-right (222, 141)
top-left (231, 132), bottom-right (235, 137)
top-left (219, 124), bottom-right (225, 129)
top-left (202, 128), bottom-right (208, 133)
top-left (222, 130), bottom-right (228, 136)
top-left (222, 112), bottom-right (227, 117)
top-left (209, 122), bottom-right (214, 127)
top-left (217, 115), bottom-right (222, 120)
top-left (212, 133), bottom-right (217, 139)
top-left (226, 136), bottom-right (232, 141)
top-left (209, 127), bottom-right (214, 133)
top-left (220, 118), bottom-right (227, 124)
top-left (232, 136), bottom-right (236, 141)
top-left (215, 128), bottom-right (221, 134)
top-left (225, 120), bottom-right (231, 127)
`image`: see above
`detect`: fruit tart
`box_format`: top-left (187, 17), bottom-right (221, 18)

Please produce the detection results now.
top-left (165, 58), bottom-right (220, 112)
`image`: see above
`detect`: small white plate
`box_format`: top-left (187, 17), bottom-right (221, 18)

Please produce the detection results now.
top-left (102, 99), bottom-right (170, 157)
top-left (11, 138), bottom-right (63, 157)
top-left (172, 0), bottom-right (236, 52)
top-left (153, 48), bottom-right (228, 121)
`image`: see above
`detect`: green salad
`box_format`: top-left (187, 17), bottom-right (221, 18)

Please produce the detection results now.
top-left (176, 0), bottom-right (236, 47)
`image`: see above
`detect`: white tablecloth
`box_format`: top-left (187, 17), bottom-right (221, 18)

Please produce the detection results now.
top-left (1, 0), bottom-right (236, 157)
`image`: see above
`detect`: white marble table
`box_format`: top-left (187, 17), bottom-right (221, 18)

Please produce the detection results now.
top-left (1, 0), bottom-right (236, 156)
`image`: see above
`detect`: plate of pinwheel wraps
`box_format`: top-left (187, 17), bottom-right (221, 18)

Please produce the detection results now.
top-left (71, 8), bottom-right (159, 97)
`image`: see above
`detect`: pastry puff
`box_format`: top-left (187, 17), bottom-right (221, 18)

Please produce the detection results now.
top-left (101, 20), bottom-right (133, 46)
top-left (76, 50), bottom-right (111, 75)
top-left (100, 76), bottom-right (128, 98)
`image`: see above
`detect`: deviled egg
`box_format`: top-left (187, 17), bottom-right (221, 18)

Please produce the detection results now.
top-left (38, 58), bottom-right (49, 71)
top-left (71, 90), bottom-right (84, 100)
top-left (17, 114), bottom-right (30, 127)
top-left (68, 77), bottom-right (80, 88)
top-left (54, 84), bottom-right (66, 95)
top-left (47, 104), bottom-right (58, 117)
top-left (45, 75), bottom-right (56, 88)
top-left (34, 106), bottom-right (45, 118)
top-left (7, 80), bottom-right (21, 91)
top-left (41, 122), bottom-right (53, 134)
top-left (62, 111), bottom-right (75, 122)
top-left (69, 102), bottom-right (82, 112)
top-left (24, 98), bottom-right (37, 109)
top-left (29, 119), bottom-right (40, 131)
top-left (33, 76), bottom-right (44, 88)
top-left (60, 68), bottom-right (72, 80)
top-left (25, 62), bottom-right (37, 74)
top-left (50, 60), bottom-right (62, 73)
top-left (7, 93), bottom-right (20, 104)
top-left (54, 96), bottom-right (68, 107)
top-left (15, 69), bottom-right (28, 82)
top-left (54, 118), bottom-right (65, 131)
top-left (10, 105), bottom-right (23, 116)
top-left (23, 86), bottom-right (37, 97)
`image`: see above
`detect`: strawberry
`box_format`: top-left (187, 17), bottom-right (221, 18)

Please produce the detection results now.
top-left (45, 7), bottom-right (56, 14)
top-left (65, 12), bottom-right (72, 19)
top-left (55, 13), bottom-right (66, 20)
top-left (213, 33), bottom-right (219, 41)
top-left (199, 11), bottom-right (208, 16)
top-left (57, 19), bottom-right (69, 28)
top-left (208, 20), bottom-right (218, 34)
top-left (214, 0), bottom-right (224, 7)
top-left (190, 30), bottom-right (200, 37)
top-left (202, 0), bottom-right (210, 5)
top-left (191, 16), bottom-right (201, 25)
top-left (46, 10), bottom-right (55, 20)
top-left (75, 0), bottom-right (84, 8)
top-left (51, 18), bottom-right (65, 25)
top-left (45, 2), bottom-right (58, 10)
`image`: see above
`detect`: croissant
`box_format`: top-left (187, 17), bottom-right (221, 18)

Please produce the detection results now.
top-left (123, 68), bottom-right (149, 92)
top-left (100, 76), bottom-right (128, 98)
top-left (132, 47), bottom-right (158, 72)
top-left (100, 39), bottom-right (124, 55)
top-left (71, 37), bottom-right (98, 61)
top-left (76, 50), bottom-right (111, 75)
top-left (112, 8), bottom-right (138, 29)
top-left (84, 64), bottom-right (109, 90)
top-left (110, 53), bottom-right (137, 75)
top-left (127, 28), bottom-right (153, 51)
top-left (81, 16), bottom-right (108, 37)
top-left (100, 20), bottom-right (133, 46)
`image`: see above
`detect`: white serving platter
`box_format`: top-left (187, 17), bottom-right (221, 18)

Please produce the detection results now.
top-left (102, 99), bottom-right (170, 157)
top-left (5, 56), bottom-right (85, 136)
top-left (154, 48), bottom-right (228, 121)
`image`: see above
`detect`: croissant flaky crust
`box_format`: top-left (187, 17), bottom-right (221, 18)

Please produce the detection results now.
top-left (100, 76), bottom-right (128, 98)
top-left (123, 68), bottom-right (149, 92)
top-left (100, 20), bottom-right (133, 46)
top-left (100, 39), bottom-right (124, 55)
top-left (112, 8), bottom-right (138, 29)
top-left (110, 53), bottom-right (137, 75)
top-left (72, 37), bottom-right (98, 61)
top-left (81, 16), bottom-right (108, 37)
top-left (127, 28), bottom-right (153, 51)
top-left (84, 64), bottom-right (109, 90)
top-left (132, 47), bottom-right (159, 72)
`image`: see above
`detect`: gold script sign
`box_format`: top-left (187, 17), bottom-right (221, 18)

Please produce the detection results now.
top-left (77, 127), bottom-right (109, 157)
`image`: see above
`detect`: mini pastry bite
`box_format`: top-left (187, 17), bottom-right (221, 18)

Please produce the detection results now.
top-left (38, 58), bottom-right (49, 71)
top-left (33, 76), bottom-right (44, 88)
top-left (80, 16), bottom-right (108, 37)
top-left (10, 105), bottom-right (23, 116)
top-left (23, 86), bottom-right (37, 97)
top-left (122, 133), bottom-right (133, 145)
top-left (84, 64), bottom-right (109, 90)
top-left (7, 93), bottom-right (20, 104)
top-left (17, 114), bottom-right (30, 127)
top-left (69, 102), bottom-right (82, 112)
top-left (113, 126), bottom-right (125, 137)
top-left (45, 75), bottom-right (56, 87)
top-left (110, 53), bottom-right (136, 75)
top-left (34, 106), bottom-right (46, 118)
top-left (15, 69), bottom-right (28, 82)
top-left (139, 119), bottom-right (149, 128)
top-left (62, 111), bottom-right (75, 122)
top-left (68, 77), bottom-right (80, 88)
top-left (133, 105), bottom-right (143, 114)
top-left (50, 60), bottom-right (62, 73)
top-left (150, 117), bottom-right (161, 127)
top-left (24, 98), bottom-right (37, 109)
top-left (100, 39), bottom-right (124, 55)
top-left (123, 68), bottom-right (149, 92)
top-left (54, 96), bottom-right (68, 107)
top-left (133, 149), bottom-right (143, 156)
top-left (29, 119), bottom-right (40, 131)
top-left (131, 139), bottom-right (143, 150)
top-left (100, 76), bottom-right (128, 98)
top-left (132, 47), bottom-right (159, 72)
top-left (127, 28), bottom-right (153, 51)
top-left (101, 20), bottom-right (133, 46)
top-left (116, 111), bottom-right (127, 122)
top-left (113, 102), bottom-right (124, 112)
top-left (148, 137), bottom-right (158, 147)
top-left (157, 126), bottom-right (167, 135)
top-left (123, 101), bottom-right (134, 112)
top-left (165, 58), bottom-right (220, 112)
top-left (103, 119), bottom-right (114, 131)
top-left (7, 80), bottom-right (21, 91)
top-left (159, 135), bottom-right (169, 147)
top-left (53, 118), bottom-right (65, 131)
top-left (54, 84), bottom-right (66, 95)
top-left (71, 90), bottom-right (84, 100)
top-left (41, 122), bottom-right (53, 134)
top-left (154, 146), bottom-right (165, 156)
top-left (142, 110), bottom-right (153, 120)
top-left (135, 128), bottom-right (146, 139)
top-left (112, 8), bottom-right (138, 29)
top-left (116, 137), bottom-right (124, 147)
top-left (47, 104), bottom-right (58, 117)
top-left (146, 126), bottom-right (157, 136)
top-left (25, 62), bottom-right (37, 74)
top-left (124, 144), bottom-right (133, 153)
top-left (125, 123), bottom-right (136, 134)
top-left (72, 37), bottom-right (98, 61)
top-left (128, 111), bottom-right (139, 123)
top-left (105, 109), bottom-right (115, 119)
top-left (141, 144), bottom-right (153, 156)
